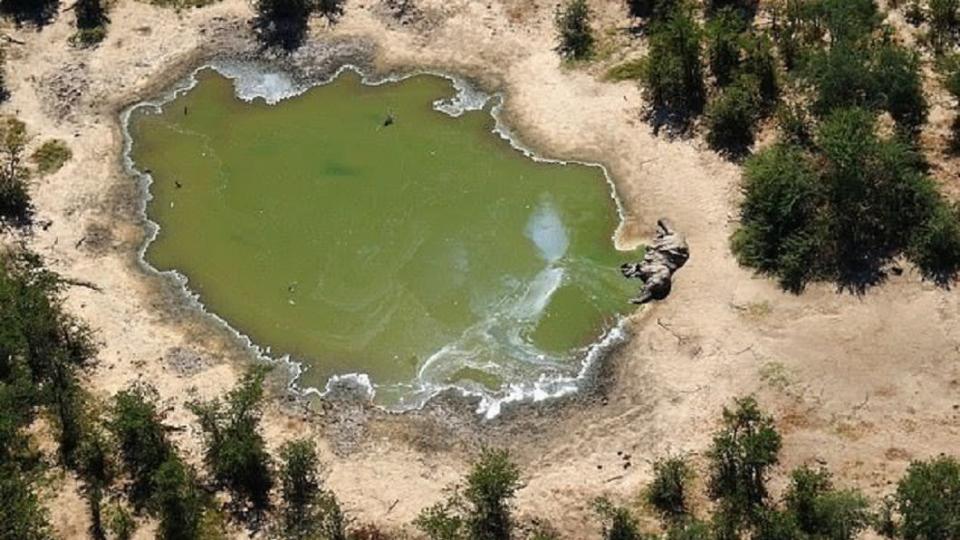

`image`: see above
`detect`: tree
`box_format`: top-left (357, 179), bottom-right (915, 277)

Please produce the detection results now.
top-left (77, 427), bottom-right (116, 540)
top-left (0, 116), bottom-right (31, 226)
top-left (72, 0), bottom-right (108, 46)
top-left (783, 466), bottom-right (870, 540)
top-left (464, 449), bottom-right (522, 540)
top-left (108, 383), bottom-right (173, 507)
top-left (873, 43), bottom-right (927, 135)
top-left (892, 455), bottom-right (960, 539)
top-left (731, 143), bottom-right (823, 291)
top-left (641, 6), bottom-right (706, 121)
top-left (908, 200), bottom-right (960, 284)
top-left (645, 457), bottom-right (693, 522)
top-left (555, 0), bottom-right (594, 60)
top-left (706, 397), bottom-right (782, 533)
top-left (0, 0), bottom-right (59, 26)
top-left (625, 0), bottom-right (679, 20)
top-left (706, 77), bottom-right (761, 156)
top-left (278, 438), bottom-right (346, 540)
top-left (705, 7), bottom-right (746, 87)
top-left (189, 366), bottom-right (274, 512)
top-left (594, 498), bottom-right (644, 540)
top-left (152, 456), bottom-right (205, 540)
top-left (255, 0), bottom-right (319, 50)
top-left (0, 463), bottom-right (51, 540)
top-left (415, 449), bottom-right (521, 540)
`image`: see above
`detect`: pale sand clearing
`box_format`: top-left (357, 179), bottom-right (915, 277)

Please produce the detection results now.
top-left (2, 0), bottom-right (959, 537)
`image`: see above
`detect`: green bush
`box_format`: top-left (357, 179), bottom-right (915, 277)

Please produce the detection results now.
top-left (928, 0), bottom-right (959, 52)
top-left (707, 396), bottom-right (782, 531)
top-left (594, 498), bottom-right (644, 540)
top-left (645, 457), bottom-right (693, 522)
top-left (705, 77), bottom-right (762, 156)
top-left (108, 383), bottom-right (175, 506)
top-left (705, 7), bottom-right (746, 87)
top-left (31, 139), bottom-right (72, 175)
top-left (625, 0), bottom-right (679, 20)
top-left (152, 456), bottom-right (205, 540)
top-left (0, 117), bottom-right (31, 226)
top-left (740, 33), bottom-right (779, 108)
top-left (189, 366), bottom-right (274, 511)
top-left (640, 7), bottom-right (706, 119)
top-left (415, 449), bottom-right (521, 540)
top-left (278, 438), bottom-right (346, 540)
top-left (72, 0), bottom-right (108, 47)
top-left (555, 0), bottom-right (594, 60)
top-left (0, 463), bottom-right (51, 540)
top-left (606, 59), bottom-right (646, 82)
top-left (908, 200), bottom-right (960, 284)
top-left (892, 456), bottom-right (960, 539)
top-left (873, 43), bottom-right (928, 134)
top-left (783, 466), bottom-right (870, 539)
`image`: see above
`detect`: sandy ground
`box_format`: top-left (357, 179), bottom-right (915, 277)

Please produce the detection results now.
top-left (2, 0), bottom-right (959, 538)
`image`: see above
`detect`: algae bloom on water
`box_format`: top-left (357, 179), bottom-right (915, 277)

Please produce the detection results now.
top-left (128, 67), bottom-right (639, 415)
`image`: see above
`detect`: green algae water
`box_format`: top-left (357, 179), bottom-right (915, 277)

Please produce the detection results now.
top-left (128, 67), bottom-right (639, 415)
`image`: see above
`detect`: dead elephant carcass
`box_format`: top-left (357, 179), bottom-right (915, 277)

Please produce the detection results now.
top-left (621, 219), bottom-right (689, 304)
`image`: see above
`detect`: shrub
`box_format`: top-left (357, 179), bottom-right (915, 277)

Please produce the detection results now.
top-left (415, 449), bottom-right (521, 540)
top-left (0, 116), bottom-right (31, 226)
top-left (72, 0), bottom-right (108, 46)
top-left (555, 0), bottom-right (594, 60)
top-left (465, 449), bottom-right (522, 540)
top-left (108, 383), bottom-right (174, 507)
top-left (740, 33), bottom-right (779, 108)
top-left (928, 0), bottom-right (959, 52)
top-left (892, 456), bottom-right (960, 539)
top-left (104, 503), bottom-right (137, 540)
top-left (645, 457), bottom-right (693, 522)
top-left (0, 0), bottom-right (59, 26)
top-left (594, 498), bottom-right (644, 540)
top-left (705, 7), bottom-right (746, 87)
top-left (873, 43), bottom-right (928, 135)
top-left (188, 366), bottom-right (274, 511)
top-left (152, 456), bottom-right (205, 540)
top-left (31, 139), bottom-right (71, 175)
top-left (775, 103), bottom-right (814, 148)
top-left (731, 143), bottom-right (822, 291)
top-left (706, 396), bottom-right (782, 531)
top-left (640, 7), bottom-right (706, 119)
top-left (278, 438), bottom-right (346, 540)
top-left (705, 77), bottom-right (761, 156)
top-left (908, 200), bottom-right (960, 284)
top-left (805, 42), bottom-right (875, 117)
top-left (783, 466), bottom-right (871, 540)
top-left (0, 462), bottom-right (51, 540)
top-left (625, 0), bottom-right (679, 20)
top-left (255, 0), bottom-right (318, 50)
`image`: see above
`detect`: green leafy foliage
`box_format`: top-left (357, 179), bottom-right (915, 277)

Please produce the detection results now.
top-left (415, 449), bottom-right (521, 540)
top-left (707, 396), bottom-right (782, 532)
top-left (706, 76), bottom-right (762, 156)
top-left (928, 0), bottom-right (959, 52)
top-left (645, 457), bottom-right (693, 522)
top-left (72, 0), bottom-right (108, 46)
top-left (255, 0), bottom-right (342, 50)
top-left (108, 383), bottom-right (174, 507)
top-left (640, 7), bottom-right (706, 122)
top-left (0, 462), bottom-right (51, 540)
top-left (734, 108), bottom-right (960, 291)
top-left (278, 438), bottom-right (347, 540)
top-left (0, 117), bottom-right (31, 226)
top-left (892, 456), bottom-right (960, 539)
top-left (152, 456), bottom-right (205, 540)
top-left (555, 0), bottom-right (594, 60)
top-left (189, 366), bottom-right (274, 512)
top-left (783, 466), bottom-right (871, 539)
top-left (706, 7), bottom-right (746, 87)
top-left (594, 498), bottom-right (645, 540)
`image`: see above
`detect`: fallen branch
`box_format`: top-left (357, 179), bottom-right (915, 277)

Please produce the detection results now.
top-left (60, 277), bottom-right (103, 293)
top-left (1, 34), bottom-right (26, 45)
